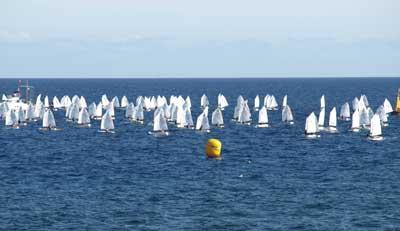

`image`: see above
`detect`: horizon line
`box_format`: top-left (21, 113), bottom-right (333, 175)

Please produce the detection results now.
top-left (0, 76), bottom-right (399, 79)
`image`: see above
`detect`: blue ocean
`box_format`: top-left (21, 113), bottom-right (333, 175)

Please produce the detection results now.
top-left (1, 78), bottom-right (400, 230)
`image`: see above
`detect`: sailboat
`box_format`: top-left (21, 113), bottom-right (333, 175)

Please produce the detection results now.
top-left (254, 95), bottom-right (260, 111)
top-left (184, 106), bottom-right (194, 128)
top-left (101, 94), bottom-right (110, 108)
top-left (351, 110), bottom-right (360, 132)
top-left (267, 95), bottom-right (278, 110)
top-left (100, 110), bottom-right (115, 133)
top-left (112, 96), bottom-right (120, 108)
top-left (328, 107), bottom-right (337, 132)
top-left (176, 105), bottom-right (187, 128)
top-left (79, 96), bottom-right (88, 109)
top-left (125, 103), bottom-right (134, 120)
top-left (320, 95), bottom-right (325, 109)
top-left (377, 105), bottom-right (388, 126)
top-left (195, 111), bottom-right (211, 132)
top-left (77, 108), bottom-right (91, 127)
top-left (218, 94), bottom-right (229, 110)
top-left (151, 109), bottom-right (169, 136)
top-left (339, 102), bottom-right (351, 121)
top-left (282, 105), bottom-right (294, 124)
top-left (133, 104), bottom-right (144, 124)
top-left (305, 112), bottom-right (319, 138)
top-left (93, 102), bottom-right (103, 120)
top-left (255, 106), bottom-right (269, 128)
top-left (67, 103), bottom-right (80, 122)
top-left (352, 97), bottom-right (359, 111)
top-left (368, 114), bottom-right (383, 141)
top-left (383, 98), bottom-right (393, 114)
top-left (360, 108), bottom-right (370, 128)
top-left (211, 108), bottom-right (224, 128)
top-left (318, 107), bottom-right (325, 130)
top-left (41, 109), bottom-right (57, 130)
top-left (282, 95), bottom-right (287, 108)
top-left (200, 94), bottom-right (209, 109)
top-left (16, 106), bottom-right (26, 125)
top-left (237, 100), bottom-right (251, 125)
top-left (53, 96), bottom-right (62, 110)
top-left (24, 103), bottom-right (34, 121)
top-left (5, 110), bottom-right (19, 128)
top-left (44, 96), bottom-right (50, 108)
top-left (121, 96), bottom-right (129, 108)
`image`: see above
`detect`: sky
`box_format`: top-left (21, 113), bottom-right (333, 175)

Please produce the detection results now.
top-left (0, 0), bottom-right (399, 78)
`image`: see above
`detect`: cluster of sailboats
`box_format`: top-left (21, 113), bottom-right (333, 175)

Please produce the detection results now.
top-left (304, 95), bottom-right (394, 140)
top-left (0, 90), bottom-right (396, 141)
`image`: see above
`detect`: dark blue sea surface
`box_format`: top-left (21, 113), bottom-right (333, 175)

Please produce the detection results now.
top-left (1, 78), bottom-right (400, 230)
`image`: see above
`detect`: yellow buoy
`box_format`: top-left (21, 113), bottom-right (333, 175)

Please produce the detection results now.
top-left (205, 139), bottom-right (222, 159)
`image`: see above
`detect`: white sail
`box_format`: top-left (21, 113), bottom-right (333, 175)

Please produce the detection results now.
top-left (153, 109), bottom-right (168, 132)
top-left (218, 94), bottom-right (229, 109)
top-left (94, 102), bottom-right (103, 118)
top-left (135, 105), bottom-right (144, 121)
top-left (377, 105), bottom-right (388, 124)
top-left (305, 112), bottom-right (318, 134)
top-left (42, 109), bottom-right (56, 128)
top-left (195, 112), bottom-right (210, 131)
top-left (121, 96), bottom-right (129, 108)
top-left (254, 95), bottom-right (260, 110)
top-left (184, 107), bottom-right (194, 127)
top-left (211, 108), bottom-right (224, 126)
top-left (53, 96), bottom-right (62, 109)
top-left (352, 97), bottom-right (359, 111)
top-left (238, 100), bottom-right (251, 123)
top-left (101, 94), bottom-right (110, 108)
top-left (34, 101), bottom-right (43, 119)
top-left (339, 102), bottom-right (351, 119)
top-left (361, 94), bottom-right (369, 107)
top-left (282, 95), bottom-right (287, 108)
top-left (125, 103), bottom-right (134, 119)
top-left (264, 95), bottom-right (270, 107)
top-left (318, 108), bottom-right (325, 127)
top-left (25, 103), bottom-right (34, 121)
top-left (282, 105), bottom-right (294, 123)
top-left (105, 102), bottom-right (115, 118)
top-left (360, 108), bottom-right (370, 126)
top-left (328, 107), bottom-right (337, 128)
top-left (268, 95), bottom-right (278, 110)
top-left (88, 102), bottom-right (97, 117)
top-left (320, 95), bottom-right (325, 109)
top-left (44, 96), bottom-right (50, 108)
top-left (258, 106), bottom-right (268, 124)
top-left (101, 110), bottom-right (114, 130)
top-left (5, 110), bottom-right (17, 126)
top-left (79, 96), bottom-right (88, 109)
top-left (68, 103), bottom-right (80, 121)
top-left (383, 98), bottom-right (393, 114)
top-left (176, 105), bottom-right (186, 128)
top-left (185, 96), bottom-right (192, 109)
top-left (78, 108), bottom-right (91, 125)
top-left (16, 107), bottom-right (25, 123)
top-left (112, 96), bottom-right (120, 108)
top-left (35, 94), bottom-right (42, 106)
top-left (351, 110), bottom-right (360, 130)
top-left (200, 94), bottom-right (209, 108)
top-left (369, 114), bottom-right (382, 137)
